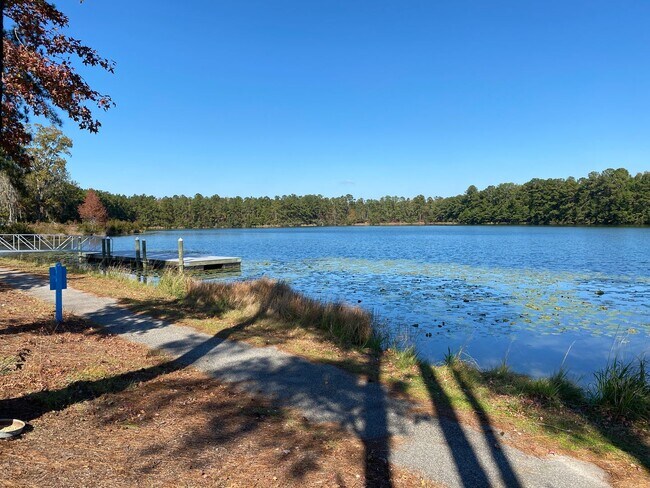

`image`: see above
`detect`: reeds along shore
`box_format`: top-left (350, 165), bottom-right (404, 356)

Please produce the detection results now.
top-left (169, 276), bottom-right (376, 348)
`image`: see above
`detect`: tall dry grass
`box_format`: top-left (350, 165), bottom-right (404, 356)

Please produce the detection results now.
top-left (185, 278), bottom-right (377, 347)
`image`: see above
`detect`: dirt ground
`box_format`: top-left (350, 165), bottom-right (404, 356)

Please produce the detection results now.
top-left (0, 283), bottom-right (436, 487)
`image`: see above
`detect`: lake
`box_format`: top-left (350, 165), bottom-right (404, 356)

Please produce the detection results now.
top-left (110, 226), bottom-right (650, 385)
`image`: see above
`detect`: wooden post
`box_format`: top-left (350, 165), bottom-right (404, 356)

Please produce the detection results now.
top-left (142, 239), bottom-right (148, 280)
top-left (178, 238), bottom-right (184, 273)
top-left (101, 238), bottom-right (106, 270)
top-left (106, 237), bottom-right (111, 258)
top-left (135, 237), bottom-right (141, 279)
top-left (135, 237), bottom-right (141, 269)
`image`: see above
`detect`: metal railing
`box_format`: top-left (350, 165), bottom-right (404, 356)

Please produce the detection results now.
top-left (0, 234), bottom-right (102, 253)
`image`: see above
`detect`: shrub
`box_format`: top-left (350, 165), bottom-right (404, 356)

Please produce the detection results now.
top-left (105, 219), bottom-right (142, 236)
top-left (78, 221), bottom-right (101, 235)
top-left (0, 222), bottom-right (34, 234)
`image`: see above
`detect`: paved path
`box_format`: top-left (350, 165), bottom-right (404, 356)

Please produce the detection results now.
top-left (0, 268), bottom-right (610, 488)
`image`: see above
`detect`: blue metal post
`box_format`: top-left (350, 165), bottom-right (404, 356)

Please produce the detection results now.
top-left (55, 283), bottom-right (63, 322)
top-left (49, 262), bottom-right (67, 323)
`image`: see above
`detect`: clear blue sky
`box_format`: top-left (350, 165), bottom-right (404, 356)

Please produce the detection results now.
top-left (54, 0), bottom-right (649, 198)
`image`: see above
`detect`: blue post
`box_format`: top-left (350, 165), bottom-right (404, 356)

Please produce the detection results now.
top-left (49, 262), bottom-right (67, 323)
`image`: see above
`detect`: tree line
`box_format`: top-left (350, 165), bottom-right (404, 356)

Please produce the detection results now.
top-left (1, 128), bottom-right (648, 231)
top-left (93, 168), bottom-right (650, 228)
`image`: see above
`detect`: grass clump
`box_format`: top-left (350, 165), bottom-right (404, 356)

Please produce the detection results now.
top-left (443, 346), bottom-right (463, 367)
top-left (37, 370), bottom-right (148, 412)
top-left (524, 369), bottom-right (583, 406)
top-left (158, 270), bottom-right (193, 299)
top-left (184, 278), bottom-right (378, 347)
top-left (392, 346), bottom-right (420, 371)
top-left (489, 360), bottom-right (511, 378)
top-left (6, 251), bottom-right (82, 270)
top-left (592, 357), bottom-right (649, 420)
top-left (483, 362), bottom-right (584, 407)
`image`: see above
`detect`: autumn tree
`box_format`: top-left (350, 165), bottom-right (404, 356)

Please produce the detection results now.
top-left (1, 0), bottom-right (114, 168)
top-left (78, 188), bottom-right (107, 232)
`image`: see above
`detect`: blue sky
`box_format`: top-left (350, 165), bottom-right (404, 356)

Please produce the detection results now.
top-left (49, 0), bottom-right (649, 198)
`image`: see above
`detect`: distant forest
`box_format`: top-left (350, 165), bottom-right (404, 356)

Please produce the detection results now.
top-left (4, 168), bottom-right (650, 229)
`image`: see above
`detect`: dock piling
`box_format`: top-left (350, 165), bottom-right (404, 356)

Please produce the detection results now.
top-left (135, 237), bottom-right (141, 278)
top-left (178, 238), bottom-right (184, 273)
top-left (82, 238), bottom-right (240, 273)
top-left (142, 239), bottom-right (148, 279)
top-left (101, 238), bottom-right (107, 271)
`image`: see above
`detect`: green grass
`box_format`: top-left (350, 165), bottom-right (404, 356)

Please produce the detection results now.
top-left (522, 369), bottom-right (583, 406)
top-left (482, 362), bottom-right (584, 406)
top-left (592, 357), bottom-right (649, 420)
top-left (443, 346), bottom-right (463, 367)
top-left (392, 346), bottom-right (420, 371)
top-left (67, 365), bottom-right (112, 383)
top-left (489, 361), bottom-right (512, 377)
top-left (158, 269), bottom-right (192, 298)
top-left (6, 251), bottom-right (82, 269)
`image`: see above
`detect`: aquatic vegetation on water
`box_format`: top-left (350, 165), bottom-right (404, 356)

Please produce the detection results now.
top-left (214, 256), bottom-right (650, 383)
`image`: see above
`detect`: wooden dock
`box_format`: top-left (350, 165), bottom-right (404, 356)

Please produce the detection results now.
top-left (84, 251), bottom-right (241, 272)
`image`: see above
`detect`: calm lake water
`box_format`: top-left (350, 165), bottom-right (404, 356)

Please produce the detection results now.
top-left (111, 226), bottom-right (650, 384)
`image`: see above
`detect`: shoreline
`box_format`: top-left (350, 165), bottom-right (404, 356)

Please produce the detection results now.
top-left (5, 221), bottom-right (649, 238)
top-left (0, 255), bottom-right (648, 484)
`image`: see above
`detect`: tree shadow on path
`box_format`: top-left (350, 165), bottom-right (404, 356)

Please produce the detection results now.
top-left (417, 361), bottom-right (524, 488)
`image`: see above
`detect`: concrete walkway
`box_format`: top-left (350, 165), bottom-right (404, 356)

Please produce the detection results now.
top-left (0, 268), bottom-right (611, 488)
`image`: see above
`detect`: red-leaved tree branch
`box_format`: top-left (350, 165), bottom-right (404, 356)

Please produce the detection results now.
top-left (1, 0), bottom-right (115, 167)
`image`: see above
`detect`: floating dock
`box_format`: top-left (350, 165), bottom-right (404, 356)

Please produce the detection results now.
top-left (84, 251), bottom-right (241, 272)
